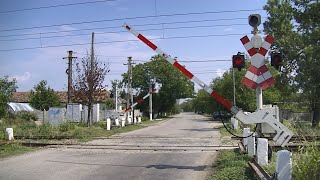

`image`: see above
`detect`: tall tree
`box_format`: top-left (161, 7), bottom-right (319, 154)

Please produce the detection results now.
top-left (29, 80), bottom-right (60, 121)
top-left (122, 55), bottom-right (194, 114)
top-left (73, 53), bottom-right (109, 127)
top-left (264, 0), bottom-right (320, 126)
top-left (0, 76), bottom-right (17, 118)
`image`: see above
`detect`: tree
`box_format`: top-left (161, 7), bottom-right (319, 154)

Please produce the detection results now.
top-left (264, 0), bottom-right (320, 126)
top-left (0, 76), bottom-right (17, 118)
top-left (122, 55), bottom-right (194, 115)
top-left (73, 53), bottom-right (109, 127)
top-left (29, 80), bottom-right (60, 121)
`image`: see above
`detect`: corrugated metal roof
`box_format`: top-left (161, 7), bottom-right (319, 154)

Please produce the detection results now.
top-left (7, 102), bottom-right (34, 112)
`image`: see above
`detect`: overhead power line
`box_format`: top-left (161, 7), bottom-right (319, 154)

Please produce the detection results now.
top-left (0, 17), bottom-right (259, 38)
top-left (0, 23), bottom-right (248, 41)
top-left (0, 0), bottom-right (117, 14)
top-left (0, 33), bottom-right (246, 52)
top-left (0, 8), bottom-right (263, 32)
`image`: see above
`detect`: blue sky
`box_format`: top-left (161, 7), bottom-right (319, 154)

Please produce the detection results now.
top-left (0, 0), bottom-right (268, 92)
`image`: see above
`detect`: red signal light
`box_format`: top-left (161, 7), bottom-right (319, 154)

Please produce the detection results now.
top-left (232, 54), bottom-right (245, 71)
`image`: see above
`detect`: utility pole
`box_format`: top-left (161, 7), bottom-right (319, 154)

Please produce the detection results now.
top-left (115, 80), bottom-right (118, 112)
top-left (124, 57), bottom-right (135, 122)
top-left (88, 32), bottom-right (95, 126)
top-left (63, 50), bottom-right (77, 104)
top-left (149, 79), bottom-right (154, 121)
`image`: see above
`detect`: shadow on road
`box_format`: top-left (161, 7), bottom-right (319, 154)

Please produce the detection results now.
top-left (146, 164), bottom-right (208, 171)
top-left (47, 160), bottom-right (208, 171)
top-left (179, 128), bottom-right (219, 132)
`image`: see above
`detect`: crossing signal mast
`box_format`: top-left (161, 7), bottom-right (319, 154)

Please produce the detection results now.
top-left (123, 14), bottom-right (293, 146)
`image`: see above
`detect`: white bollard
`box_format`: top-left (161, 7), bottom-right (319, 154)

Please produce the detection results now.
top-left (5, 128), bottom-right (14, 141)
top-left (128, 117), bottom-right (132, 124)
top-left (257, 138), bottom-right (268, 166)
top-left (276, 150), bottom-right (292, 180)
top-left (138, 116), bottom-right (141, 123)
top-left (247, 133), bottom-right (255, 157)
top-left (106, 118), bottom-right (111, 130)
top-left (121, 117), bottom-right (126, 127)
top-left (243, 128), bottom-right (250, 147)
top-left (231, 117), bottom-right (239, 129)
top-left (133, 117), bottom-right (137, 124)
top-left (115, 118), bottom-right (120, 126)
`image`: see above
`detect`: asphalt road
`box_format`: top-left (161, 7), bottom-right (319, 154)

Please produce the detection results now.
top-left (0, 112), bottom-right (224, 180)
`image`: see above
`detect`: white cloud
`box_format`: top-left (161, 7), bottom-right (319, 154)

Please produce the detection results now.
top-left (223, 27), bottom-right (234, 32)
top-left (10, 72), bottom-right (31, 83)
top-left (215, 69), bottom-right (227, 77)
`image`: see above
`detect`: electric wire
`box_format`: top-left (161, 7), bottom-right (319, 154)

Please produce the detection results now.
top-left (0, 0), bottom-right (117, 14)
top-left (0, 23), bottom-right (248, 41)
top-left (0, 33), bottom-right (246, 52)
top-left (0, 17), bottom-right (259, 38)
top-left (0, 9), bottom-right (263, 32)
top-left (221, 117), bottom-right (257, 138)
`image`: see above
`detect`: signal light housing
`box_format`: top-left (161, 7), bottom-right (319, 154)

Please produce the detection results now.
top-left (248, 14), bottom-right (261, 28)
top-left (109, 90), bottom-right (114, 98)
top-left (271, 52), bottom-right (283, 70)
top-left (232, 54), bottom-right (245, 71)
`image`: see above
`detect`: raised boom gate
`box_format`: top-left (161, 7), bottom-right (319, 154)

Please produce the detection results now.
top-left (123, 23), bottom-right (293, 147)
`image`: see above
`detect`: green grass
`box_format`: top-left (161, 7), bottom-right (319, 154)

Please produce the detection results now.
top-left (210, 149), bottom-right (255, 180)
top-left (0, 143), bottom-right (35, 159)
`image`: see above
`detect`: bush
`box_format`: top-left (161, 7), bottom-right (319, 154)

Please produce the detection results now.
top-left (16, 111), bottom-right (38, 121)
top-left (59, 123), bottom-right (76, 132)
top-left (37, 124), bottom-right (55, 136)
top-left (293, 144), bottom-right (320, 179)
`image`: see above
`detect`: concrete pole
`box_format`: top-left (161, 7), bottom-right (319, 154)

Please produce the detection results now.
top-left (232, 67), bottom-right (236, 106)
top-left (67, 51), bottom-right (73, 104)
top-left (256, 86), bottom-right (263, 137)
top-left (115, 81), bottom-right (118, 112)
top-left (149, 79), bottom-right (153, 121)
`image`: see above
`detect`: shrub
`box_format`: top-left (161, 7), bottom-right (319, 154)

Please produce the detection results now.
top-left (59, 123), bottom-right (76, 132)
top-left (293, 144), bottom-right (320, 179)
top-left (16, 111), bottom-right (38, 121)
top-left (37, 124), bottom-right (55, 136)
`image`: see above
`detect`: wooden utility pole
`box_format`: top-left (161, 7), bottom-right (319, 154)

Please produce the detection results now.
top-left (63, 50), bottom-right (77, 104)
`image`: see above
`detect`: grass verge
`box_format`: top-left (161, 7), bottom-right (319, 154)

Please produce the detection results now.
top-left (209, 149), bottom-right (255, 180)
top-left (0, 143), bottom-right (35, 159)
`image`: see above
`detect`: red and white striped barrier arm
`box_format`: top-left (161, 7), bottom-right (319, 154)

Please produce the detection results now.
top-left (123, 23), bottom-right (239, 115)
top-left (124, 89), bottom-right (156, 112)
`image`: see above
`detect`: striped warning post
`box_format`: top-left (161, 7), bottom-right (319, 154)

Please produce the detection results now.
top-left (241, 35), bottom-right (275, 90)
top-left (124, 89), bottom-right (156, 112)
top-left (123, 23), bottom-right (239, 115)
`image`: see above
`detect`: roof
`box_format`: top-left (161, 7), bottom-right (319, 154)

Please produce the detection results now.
top-left (11, 90), bottom-right (122, 103)
top-left (7, 102), bottom-right (34, 112)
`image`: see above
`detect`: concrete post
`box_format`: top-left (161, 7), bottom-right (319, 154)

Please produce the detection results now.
top-left (257, 138), bottom-right (268, 166)
top-left (115, 118), bottom-right (120, 126)
top-left (121, 117), bottom-right (126, 127)
top-left (247, 133), bottom-right (255, 157)
top-left (5, 128), bottom-right (14, 141)
top-left (138, 116), bottom-right (141, 123)
top-left (243, 128), bottom-right (250, 147)
top-left (231, 117), bottom-right (239, 129)
top-left (276, 150), bottom-right (292, 180)
top-left (106, 118), bottom-right (111, 130)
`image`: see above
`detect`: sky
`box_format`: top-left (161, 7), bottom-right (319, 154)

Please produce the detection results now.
top-left (0, 0), bottom-right (268, 92)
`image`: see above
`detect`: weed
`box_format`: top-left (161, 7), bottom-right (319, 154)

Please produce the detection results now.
top-left (210, 149), bottom-right (255, 180)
